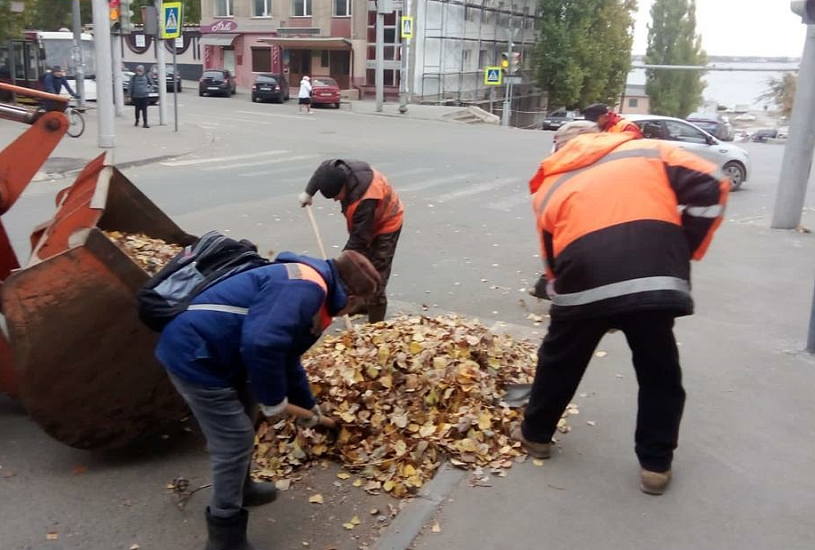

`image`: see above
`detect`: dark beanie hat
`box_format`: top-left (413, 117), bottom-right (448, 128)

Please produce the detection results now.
top-left (582, 103), bottom-right (609, 122)
top-left (309, 161), bottom-right (347, 199)
top-left (334, 250), bottom-right (382, 298)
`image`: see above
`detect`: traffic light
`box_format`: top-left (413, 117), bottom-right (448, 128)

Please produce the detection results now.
top-left (119, 0), bottom-right (135, 34)
top-left (109, 0), bottom-right (121, 31)
top-left (791, 0), bottom-right (815, 23)
top-left (510, 52), bottom-right (521, 74)
top-left (500, 53), bottom-right (510, 75)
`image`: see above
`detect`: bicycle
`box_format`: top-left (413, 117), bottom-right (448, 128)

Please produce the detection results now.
top-left (65, 101), bottom-right (85, 138)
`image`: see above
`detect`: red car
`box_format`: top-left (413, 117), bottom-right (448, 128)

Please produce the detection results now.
top-left (311, 77), bottom-right (341, 108)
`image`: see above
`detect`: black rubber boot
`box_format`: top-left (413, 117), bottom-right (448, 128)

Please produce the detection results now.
top-left (242, 472), bottom-right (277, 507)
top-left (204, 508), bottom-right (256, 550)
top-left (367, 304), bottom-right (387, 324)
top-left (143, 122), bottom-right (150, 128)
top-left (134, 119), bottom-right (139, 126)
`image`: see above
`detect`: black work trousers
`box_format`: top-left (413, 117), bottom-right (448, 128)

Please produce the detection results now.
top-left (133, 97), bottom-right (149, 124)
top-left (521, 311), bottom-right (686, 472)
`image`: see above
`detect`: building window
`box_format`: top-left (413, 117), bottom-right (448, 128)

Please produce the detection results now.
top-left (293, 0), bottom-right (312, 16)
top-left (320, 50), bottom-right (330, 67)
top-left (214, 0), bottom-right (234, 17)
top-left (628, 98), bottom-right (639, 108)
top-left (253, 0), bottom-right (271, 17)
top-left (334, 0), bottom-right (351, 16)
top-left (252, 48), bottom-right (271, 72)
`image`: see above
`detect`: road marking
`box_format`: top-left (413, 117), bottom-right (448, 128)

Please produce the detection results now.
top-left (236, 110), bottom-right (317, 121)
top-left (161, 150), bottom-right (290, 167)
top-left (398, 174), bottom-right (472, 193)
top-left (209, 154), bottom-right (319, 171)
top-left (432, 177), bottom-right (519, 202)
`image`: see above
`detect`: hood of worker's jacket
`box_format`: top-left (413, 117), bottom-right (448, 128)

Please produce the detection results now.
top-left (336, 159), bottom-right (375, 210)
top-left (529, 132), bottom-right (637, 195)
top-left (275, 251), bottom-right (348, 315)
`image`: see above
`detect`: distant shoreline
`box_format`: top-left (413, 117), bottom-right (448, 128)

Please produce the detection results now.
top-left (632, 55), bottom-right (801, 64)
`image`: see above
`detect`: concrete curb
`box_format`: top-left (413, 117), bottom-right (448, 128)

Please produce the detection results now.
top-left (370, 464), bottom-right (466, 550)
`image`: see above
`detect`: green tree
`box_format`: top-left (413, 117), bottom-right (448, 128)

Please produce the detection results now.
top-left (758, 73), bottom-right (797, 118)
top-left (0, 0), bottom-right (35, 43)
top-left (27, 0), bottom-right (92, 31)
top-left (645, 0), bottom-right (707, 117)
top-left (532, 0), bottom-right (637, 110)
top-left (130, 0), bottom-right (201, 25)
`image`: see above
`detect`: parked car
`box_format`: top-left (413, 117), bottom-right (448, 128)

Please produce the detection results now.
top-left (122, 70), bottom-right (159, 106)
top-left (628, 114), bottom-right (750, 190)
top-left (310, 77), bottom-right (341, 108)
top-left (541, 109), bottom-right (579, 130)
top-left (686, 112), bottom-right (734, 141)
top-left (251, 73), bottom-right (289, 103)
top-left (751, 129), bottom-right (778, 143)
top-left (199, 69), bottom-right (236, 97)
top-left (151, 65), bottom-right (182, 92)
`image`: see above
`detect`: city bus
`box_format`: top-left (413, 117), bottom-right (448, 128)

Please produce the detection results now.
top-left (25, 30), bottom-right (98, 100)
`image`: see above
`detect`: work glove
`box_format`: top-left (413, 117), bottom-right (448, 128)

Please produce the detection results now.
top-left (296, 405), bottom-right (323, 428)
top-left (259, 397), bottom-right (288, 418)
top-left (298, 192), bottom-right (313, 208)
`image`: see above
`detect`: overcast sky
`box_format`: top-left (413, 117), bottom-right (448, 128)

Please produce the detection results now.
top-left (632, 0), bottom-right (808, 57)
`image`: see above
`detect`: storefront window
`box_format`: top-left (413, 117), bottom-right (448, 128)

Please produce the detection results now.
top-left (214, 0), bottom-right (234, 17)
top-left (334, 0), bottom-right (351, 16)
top-left (253, 0), bottom-right (271, 17)
top-left (292, 0), bottom-right (312, 16)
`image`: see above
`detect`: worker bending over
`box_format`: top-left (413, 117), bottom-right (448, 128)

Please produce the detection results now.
top-left (299, 159), bottom-right (403, 323)
top-left (582, 102), bottom-right (643, 137)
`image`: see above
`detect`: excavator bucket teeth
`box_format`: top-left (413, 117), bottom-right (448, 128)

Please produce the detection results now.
top-left (1, 154), bottom-right (196, 450)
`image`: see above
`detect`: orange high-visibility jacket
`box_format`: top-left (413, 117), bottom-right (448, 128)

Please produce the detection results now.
top-left (605, 113), bottom-right (644, 137)
top-left (529, 132), bottom-right (729, 320)
top-left (344, 170), bottom-right (404, 238)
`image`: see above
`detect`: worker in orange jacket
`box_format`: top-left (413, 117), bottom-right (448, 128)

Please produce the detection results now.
top-left (514, 122), bottom-right (729, 495)
top-left (299, 159), bottom-right (403, 323)
top-left (582, 103), bottom-right (643, 137)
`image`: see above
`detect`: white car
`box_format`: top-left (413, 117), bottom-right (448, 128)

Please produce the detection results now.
top-left (627, 114), bottom-right (751, 190)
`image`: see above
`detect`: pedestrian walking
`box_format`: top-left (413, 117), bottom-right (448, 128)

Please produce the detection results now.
top-left (155, 250), bottom-right (381, 550)
top-left (129, 65), bottom-right (154, 128)
top-left (298, 75), bottom-right (312, 114)
top-left (582, 103), bottom-right (643, 137)
top-left (298, 159), bottom-right (403, 323)
top-left (514, 122), bottom-right (730, 495)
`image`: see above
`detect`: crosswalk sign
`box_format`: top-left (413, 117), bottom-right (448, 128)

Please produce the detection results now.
top-left (401, 17), bottom-right (414, 39)
top-left (161, 2), bottom-right (182, 40)
top-left (484, 66), bottom-right (502, 86)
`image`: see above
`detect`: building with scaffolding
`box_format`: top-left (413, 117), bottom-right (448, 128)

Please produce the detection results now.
top-left (408, 0), bottom-right (542, 125)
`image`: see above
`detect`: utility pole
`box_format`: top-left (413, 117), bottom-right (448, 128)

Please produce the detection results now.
top-left (375, 0), bottom-right (388, 113)
top-left (772, 24), bottom-right (815, 230)
top-left (501, 4), bottom-right (514, 127)
top-left (155, 0), bottom-right (168, 125)
top-left (398, 2), bottom-right (411, 115)
top-left (71, 0), bottom-right (86, 109)
top-left (91, 0), bottom-right (115, 150)
top-left (112, 34), bottom-right (125, 116)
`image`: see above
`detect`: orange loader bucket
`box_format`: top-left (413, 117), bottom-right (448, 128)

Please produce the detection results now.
top-left (1, 154), bottom-right (196, 450)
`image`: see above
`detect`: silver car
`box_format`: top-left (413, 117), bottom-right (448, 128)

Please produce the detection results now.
top-left (627, 114), bottom-right (750, 190)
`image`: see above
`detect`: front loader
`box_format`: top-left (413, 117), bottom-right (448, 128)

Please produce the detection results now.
top-left (0, 82), bottom-right (194, 449)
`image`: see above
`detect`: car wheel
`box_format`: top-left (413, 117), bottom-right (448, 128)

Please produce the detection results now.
top-left (723, 161), bottom-right (746, 191)
top-left (334, 102), bottom-right (341, 109)
top-left (199, 91), bottom-right (204, 97)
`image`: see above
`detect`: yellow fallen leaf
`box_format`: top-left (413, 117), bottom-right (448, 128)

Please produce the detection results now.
top-left (533, 459), bottom-right (545, 467)
top-left (431, 522), bottom-right (442, 533)
top-left (380, 373), bottom-right (393, 389)
top-left (130, 545), bottom-right (141, 550)
top-left (351, 516), bottom-right (361, 525)
top-left (337, 472), bottom-right (351, 480)
top-left (308, 494), bottom-right (324, 504)
top-left (46, 533), bottom-right (58, 541)
top-left (352, 478), bottom-right (363, 487)
top-left (343, 522), bottom-right (355, 530)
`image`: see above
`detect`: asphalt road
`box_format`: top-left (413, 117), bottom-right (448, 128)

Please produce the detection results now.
top-left (2, 92), bottom-right (815, 550)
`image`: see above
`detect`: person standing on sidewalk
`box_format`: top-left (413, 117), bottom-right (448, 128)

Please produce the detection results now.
top-left (129, 65), bottom-right (154, 128)
top-left (156, 250), bottom-right (381, 550)
top-left (513, 122), bottom-right (729, 495)
top-left (298, 75), bottom-right (312, 114)
top-left (298, 159), bottom-right (403, 324)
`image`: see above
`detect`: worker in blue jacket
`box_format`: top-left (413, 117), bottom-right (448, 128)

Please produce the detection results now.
top-left (156, 250), bottom-right (381, 550)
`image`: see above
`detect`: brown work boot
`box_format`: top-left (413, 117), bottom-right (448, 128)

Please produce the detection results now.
top-left (640, 469), bottom-right (672, 495)
top-left (511, 425), bottom-right (551, 459)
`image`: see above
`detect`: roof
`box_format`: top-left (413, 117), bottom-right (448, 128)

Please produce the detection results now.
top-left (200, 34), bottom-right (238, 47)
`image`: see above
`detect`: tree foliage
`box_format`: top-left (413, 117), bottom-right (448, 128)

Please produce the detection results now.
top-left (645, 0), bottom-right (707, 118)
top-left (0, 0), bottom-right (34, 43)
top-left (758, 73), bottom-right (797, 119)
top-left (532, 0), bottom-right (638, 110)
top-left (130, 0), bottom-right (201, 25)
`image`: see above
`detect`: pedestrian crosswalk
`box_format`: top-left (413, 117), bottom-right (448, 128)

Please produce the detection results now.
top-left (159, 149), bottom-right (532, 212)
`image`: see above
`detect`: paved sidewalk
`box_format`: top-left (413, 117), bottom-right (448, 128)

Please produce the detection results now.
top-left (0, 105), bottom-right (213, 179)
top-left (394, 219), bottom-right (815, 550)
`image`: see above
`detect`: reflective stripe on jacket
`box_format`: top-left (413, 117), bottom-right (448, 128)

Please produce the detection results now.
top-left (529, 132), bottom-right (729, 320)
top-left (605, 114), bottom-right (644, 137)
top-left (344, 170), bottom-right (404, 237)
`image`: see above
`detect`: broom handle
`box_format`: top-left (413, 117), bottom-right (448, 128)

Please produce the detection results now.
top-left (305, 205), bottom-right (353, 330)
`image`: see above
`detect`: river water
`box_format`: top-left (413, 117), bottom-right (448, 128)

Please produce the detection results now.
top-left (627, 62), bottom-right (801, 110)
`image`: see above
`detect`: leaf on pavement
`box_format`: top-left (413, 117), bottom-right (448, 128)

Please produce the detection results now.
top-left (308, 494), bottom-right (324, 504)
top-left (431, 522), bottom-right (442, 533)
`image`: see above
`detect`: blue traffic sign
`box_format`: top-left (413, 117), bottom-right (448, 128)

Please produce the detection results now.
top-left (484, 66), bottom-right (502, 86)
top-left (161, 2), bottom-right (182, 39)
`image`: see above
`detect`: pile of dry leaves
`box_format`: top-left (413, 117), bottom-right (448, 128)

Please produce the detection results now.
top-left (104, 231), bottom-right (184, 275)
top-left (255, 315), bottom-right (575, 498)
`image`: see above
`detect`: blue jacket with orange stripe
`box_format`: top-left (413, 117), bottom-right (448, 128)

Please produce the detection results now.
top-left (529, 132), bottom-right (729, 320)
top-left (155, 252), bottom-right (347, 409)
